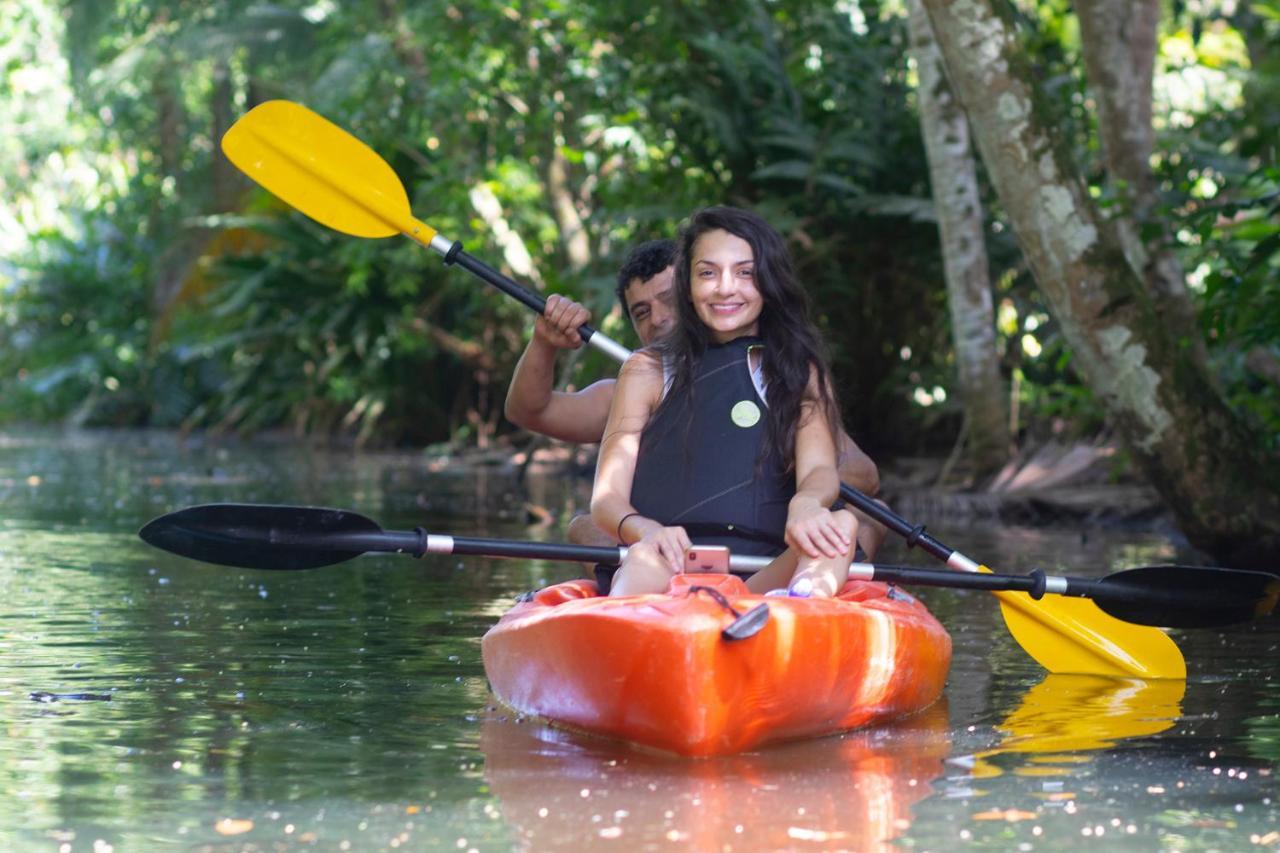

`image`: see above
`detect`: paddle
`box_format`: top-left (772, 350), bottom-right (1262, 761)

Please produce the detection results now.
top-left (219, 100), bottom-right (631, 363)
top-left (139, 503), bottom-right (1278, 631)
top-left (832, 483), bottom-right (1200, 677)
top-left (219, 99), bottom-right (1192, 677)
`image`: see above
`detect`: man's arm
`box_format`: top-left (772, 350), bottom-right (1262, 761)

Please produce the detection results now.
top-left (836, 430), bottom-right (880, 496)
top-left (504, 295), bottom-right (617, 444)
top-left (836, 430), bottom-right (887, 559)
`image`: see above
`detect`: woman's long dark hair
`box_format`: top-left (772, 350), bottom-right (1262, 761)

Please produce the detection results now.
top-left (652, 206), bottom-right (839, 471)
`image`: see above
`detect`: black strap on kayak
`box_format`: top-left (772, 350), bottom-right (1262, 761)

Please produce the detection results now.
top-left (687, 585), bottom-right (770, 642)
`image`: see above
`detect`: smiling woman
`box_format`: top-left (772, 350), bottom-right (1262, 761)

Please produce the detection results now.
top-left (591, 206), bottom-right (858, 598)
top-left (690, 229), bottom-right (764, 342)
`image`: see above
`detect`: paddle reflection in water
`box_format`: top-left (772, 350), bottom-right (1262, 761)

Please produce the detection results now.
top-left (909, 673), bottom-right (1196, 846)
top-left (480, 701), bottom-right (950, 851)
top-left (961, 674), bottom-right (1186, 781)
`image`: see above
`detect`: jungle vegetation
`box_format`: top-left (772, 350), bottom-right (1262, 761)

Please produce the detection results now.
top-left (3, 1), bottom-right (1277, 562)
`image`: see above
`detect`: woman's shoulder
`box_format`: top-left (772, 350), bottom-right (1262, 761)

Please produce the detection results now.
top-left (617, 348), bottom-right (666, 398)
top-left (619, 347), bottom-right (664, 377)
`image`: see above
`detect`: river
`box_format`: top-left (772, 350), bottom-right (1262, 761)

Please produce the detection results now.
top-left (1, 430), bottom-right (1275, 851)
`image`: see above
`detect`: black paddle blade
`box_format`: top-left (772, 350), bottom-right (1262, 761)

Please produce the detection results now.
top-left (139, 503), bottom-right (383, 570)
top-left (1093, 565), bottom-right (1280, 629)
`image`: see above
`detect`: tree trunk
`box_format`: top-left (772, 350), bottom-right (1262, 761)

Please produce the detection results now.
top-left (907, 0), bottom-right (1011, 480)
top-left (148, 71), bottom-right (188, 319)
top-left (918, 0), bottom-right (1280, 568)
top-left (1075, 0), bottom-right (1206, 363)
top-left (1076, 0), bottom-right (1159, 210)
top-left (545, 133), bottom-right (593, 272)
top-left (155, 75), bottom-right (181, 186)
top-left (210, 58), bottom-right (241, 213)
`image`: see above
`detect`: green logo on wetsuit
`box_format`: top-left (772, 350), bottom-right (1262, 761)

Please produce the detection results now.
top-left (730, 400), bottom-right (762, 428)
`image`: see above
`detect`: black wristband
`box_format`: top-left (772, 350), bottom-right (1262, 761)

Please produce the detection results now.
top-left (617, 512), bottom-right (642, 544)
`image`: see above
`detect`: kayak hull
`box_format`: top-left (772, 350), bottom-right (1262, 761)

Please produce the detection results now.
top-left (481, 573), bottom-right (951, 756)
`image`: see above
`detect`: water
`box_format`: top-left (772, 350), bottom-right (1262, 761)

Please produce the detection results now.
top-left (0, 429), bottom-right (1276, 851)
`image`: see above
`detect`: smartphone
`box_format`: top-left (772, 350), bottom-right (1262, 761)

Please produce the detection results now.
top-left (685, 545), bottom-right (731, 574)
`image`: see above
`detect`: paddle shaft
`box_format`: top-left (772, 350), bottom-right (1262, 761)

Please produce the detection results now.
top-left (353, 527), bottom-right (1103, 601)
top-left (242, 519), bottom-right (1038, 590)
top-left (426, 233), bottom-right (633, 363)
top-left (408, 530), bottom-right (1274, 626)
top-left (836, 483), bottom-right (1006, 570)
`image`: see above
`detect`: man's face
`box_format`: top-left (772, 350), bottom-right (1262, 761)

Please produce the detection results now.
top-left (624, 266), bottom-right (676, 346)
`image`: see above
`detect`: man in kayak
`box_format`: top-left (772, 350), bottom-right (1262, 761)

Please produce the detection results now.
top-left (504, 238), bottom-right (886, 557)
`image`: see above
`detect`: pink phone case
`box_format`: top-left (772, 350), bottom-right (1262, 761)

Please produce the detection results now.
top-left (685, 546), bottom-right (730, 573)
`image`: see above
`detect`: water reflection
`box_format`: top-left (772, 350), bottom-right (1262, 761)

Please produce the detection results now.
top-left (912, 673), bottom-right (1278, 850)
top-left (960, 675), bottom-right (1185, 779)
top-left (481, 702), bottom-right (950, 851)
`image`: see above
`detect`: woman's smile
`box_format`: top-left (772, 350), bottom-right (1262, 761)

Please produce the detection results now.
top-left (708, 299), bottom-right (747, 315)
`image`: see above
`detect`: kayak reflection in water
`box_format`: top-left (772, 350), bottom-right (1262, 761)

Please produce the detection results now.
top-left (502, 236), bottom-right (886, 564)
top-left (479, 700), bottom-right (951, 851)
top-left (591, 206), bottom-right (859, 597)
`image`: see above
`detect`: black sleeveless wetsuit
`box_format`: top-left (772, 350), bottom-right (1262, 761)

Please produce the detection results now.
top-left (629, 336), bottom-right (792, 558)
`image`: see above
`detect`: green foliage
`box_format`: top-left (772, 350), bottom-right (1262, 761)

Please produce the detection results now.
top-left (1, 217), bottom-right (153, 424)
top-left (1, 0), bottom-right (1274, 458)
top-left (1151, 3), bottom-right (1280, 448)
top-left (1187, 166), bottom-right (1280, 446)
top-left (165, 214), bottom-right (475, 442)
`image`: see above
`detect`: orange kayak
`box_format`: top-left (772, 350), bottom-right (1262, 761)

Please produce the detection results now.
top-left (481, 573), bottom-right (951, 756)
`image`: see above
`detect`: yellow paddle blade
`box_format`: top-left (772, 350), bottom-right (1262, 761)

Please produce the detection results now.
top-left (979, 566), bottom-right (1187, 679)
top-left (221, 100), bottom-right (436, 245)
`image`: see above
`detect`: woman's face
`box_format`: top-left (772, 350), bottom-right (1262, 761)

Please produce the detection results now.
top-left (689, 229), bottom-right (763, 343)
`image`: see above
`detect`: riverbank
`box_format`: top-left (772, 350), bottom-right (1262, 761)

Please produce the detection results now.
top-left (0, 426), bottom-right (1176, 536)
top-left (423, 432), bottom-right (1174, 535)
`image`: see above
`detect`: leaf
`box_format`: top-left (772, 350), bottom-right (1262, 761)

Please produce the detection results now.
top-left (214, 818), bottom-right (254, 836)
top-left (758, 132), bottom-right (818, 157)
top-left (27, 356), bottom-right (96, 395)
top-left (1245, 233), bottom-right (1280, 274)
top-left (751, 159), bottom-right (812, 182)
top-left (846, 194), bottom-right (937, 221)
top-left (209, 269), bottom-right (269, 319)
top-left (822, 141), bottom-right (880, 168)
top-left (814, 173), bottom-right (863, 196)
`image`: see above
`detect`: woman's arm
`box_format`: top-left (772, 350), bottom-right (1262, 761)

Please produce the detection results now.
top-left (590, 351), bottom-right (664, 543)
top-left (786, 369), bottom-right (851, 559)
top-left (592, 351), bottom-right (693, 588)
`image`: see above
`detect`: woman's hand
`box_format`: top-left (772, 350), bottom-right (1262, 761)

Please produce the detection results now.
top-left (785, 496), bottom-right (852, 560)
top-left (626, 522), bottom-right (692, 577)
